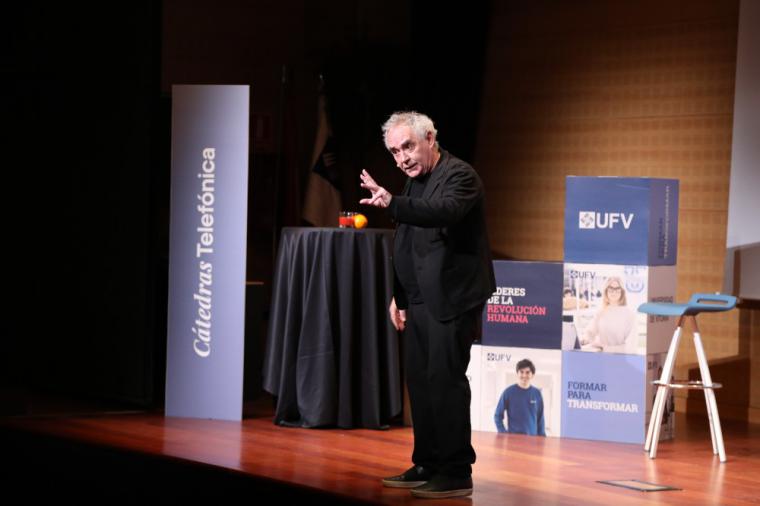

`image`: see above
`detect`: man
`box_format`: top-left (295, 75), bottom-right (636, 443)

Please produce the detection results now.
top-left (360, 111), bottom-right (495, 499)
top-left (494, 359), bottom-right (546, 436)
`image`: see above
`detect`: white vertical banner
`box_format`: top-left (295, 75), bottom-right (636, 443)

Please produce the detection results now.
top-left (166, 85), bottom-right (250, 420)
top-left (724, 0), bottom-right (760, 299)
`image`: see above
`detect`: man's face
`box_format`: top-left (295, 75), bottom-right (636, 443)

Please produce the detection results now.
top-left (517, 367), bottom-right (534, 388)
top-left (385, 125), bottom-right (437, 179)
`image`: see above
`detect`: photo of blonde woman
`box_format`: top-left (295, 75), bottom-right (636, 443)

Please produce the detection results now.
top-left (579, 276), bottom-right (636, 353)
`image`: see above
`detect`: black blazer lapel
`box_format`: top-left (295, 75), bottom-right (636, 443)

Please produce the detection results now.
top-left (421, 150), bottom-right (449, 199)
top-left (402, 177), bottom-right (412, 196)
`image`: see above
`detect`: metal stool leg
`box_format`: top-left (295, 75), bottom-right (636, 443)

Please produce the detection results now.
top-left (649, 385), bottom-right (671, 459)
top-left (691, 318), bottom-right (718, 455)
top-left (646, 387), bottom-right (666, 452)
top-left (646, 316), bottom-right (683, 457)
top-left (691, 317), bottom-right (726, 463)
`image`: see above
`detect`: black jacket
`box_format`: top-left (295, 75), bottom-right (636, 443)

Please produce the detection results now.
top-left (389, 150), bottom-right (496, 321)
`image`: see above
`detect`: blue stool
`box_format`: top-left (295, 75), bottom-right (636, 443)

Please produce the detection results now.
top-left (638, 293), bottom-right (737, 463)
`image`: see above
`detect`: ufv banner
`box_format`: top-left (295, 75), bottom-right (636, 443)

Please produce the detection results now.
top-left (564, 177), bottom-right (679, 266)
top-left (561, 351), bottom-right (646, 444)
top-left (166, 85), bottom-right (250, 420)
top-left (482, 261), bottom-right (563, 349)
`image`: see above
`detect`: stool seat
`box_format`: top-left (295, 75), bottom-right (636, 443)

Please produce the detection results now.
top-left (638, 293), bottom-right (736, 316)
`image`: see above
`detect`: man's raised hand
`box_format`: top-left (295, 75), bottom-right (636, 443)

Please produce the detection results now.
top-left (359, 169), bottom-right (392, 208)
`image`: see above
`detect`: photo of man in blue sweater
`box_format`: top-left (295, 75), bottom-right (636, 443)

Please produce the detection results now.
top-left (494, 359), bottom-right (546, 436)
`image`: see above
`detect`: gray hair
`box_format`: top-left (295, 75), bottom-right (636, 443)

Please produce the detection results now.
top-left (382, 111), bottom-right (439, 149)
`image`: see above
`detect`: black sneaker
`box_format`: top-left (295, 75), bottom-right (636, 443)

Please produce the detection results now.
top-left (381, 465), bottom-right (433, 488)
top-left (410, 475), bottom-right (473, 499)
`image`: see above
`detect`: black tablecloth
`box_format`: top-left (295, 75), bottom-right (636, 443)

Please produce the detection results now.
top-left (262, 227), bottom-right (402, 429)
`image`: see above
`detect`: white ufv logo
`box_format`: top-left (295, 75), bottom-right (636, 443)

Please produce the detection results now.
top-left (579, 211), bottom-right (634, 229)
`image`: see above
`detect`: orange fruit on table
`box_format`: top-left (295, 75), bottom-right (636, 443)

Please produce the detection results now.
top-left (353, 213), bottom-right (368, 229)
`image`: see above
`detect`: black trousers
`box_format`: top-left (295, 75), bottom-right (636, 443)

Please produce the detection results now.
top-left (404, 301), bottom-right (482, 478)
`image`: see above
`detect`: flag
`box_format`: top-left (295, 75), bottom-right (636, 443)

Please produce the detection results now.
top-left (302, 93), bottom-right (341, 227)
top-left (276, 68), bottom-right (301, 228)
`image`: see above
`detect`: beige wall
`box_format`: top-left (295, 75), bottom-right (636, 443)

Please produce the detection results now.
top-left (475, 0), bottom-right (751, 415)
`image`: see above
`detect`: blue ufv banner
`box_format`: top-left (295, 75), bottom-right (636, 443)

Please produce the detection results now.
top-left (165, 85), bottom-right (250, 420)
top-left (560, 351), bottom-right (646, 444)
top-left (564, 177), bottom-right (679, 266)
top-left (481, 261), bottom-right (563, 349)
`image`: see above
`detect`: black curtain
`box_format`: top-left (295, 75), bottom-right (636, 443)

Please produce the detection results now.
top-left (6, 2), bottom-right (165, 407)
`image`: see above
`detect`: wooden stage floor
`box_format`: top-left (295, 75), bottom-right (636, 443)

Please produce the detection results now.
top-left (2, 401), bottom-right (759, 505)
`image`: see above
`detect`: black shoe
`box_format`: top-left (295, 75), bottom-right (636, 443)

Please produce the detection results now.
top-left (381, 465), bottom-right (433, 488)
top-left (410, 475), bottom-right (473, 499)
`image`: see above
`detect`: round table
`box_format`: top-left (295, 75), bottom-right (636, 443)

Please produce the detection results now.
top-left (262, 227), bottom-right (402, 429)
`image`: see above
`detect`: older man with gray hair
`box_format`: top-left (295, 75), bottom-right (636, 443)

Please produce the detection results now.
top-left (360, 111), bottom-right (495, 499)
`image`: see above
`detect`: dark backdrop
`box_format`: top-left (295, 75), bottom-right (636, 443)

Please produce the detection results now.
top-left (7, 2), bottom-right (164, 407)
top-left (5, 0), bottom-right (490, 408)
